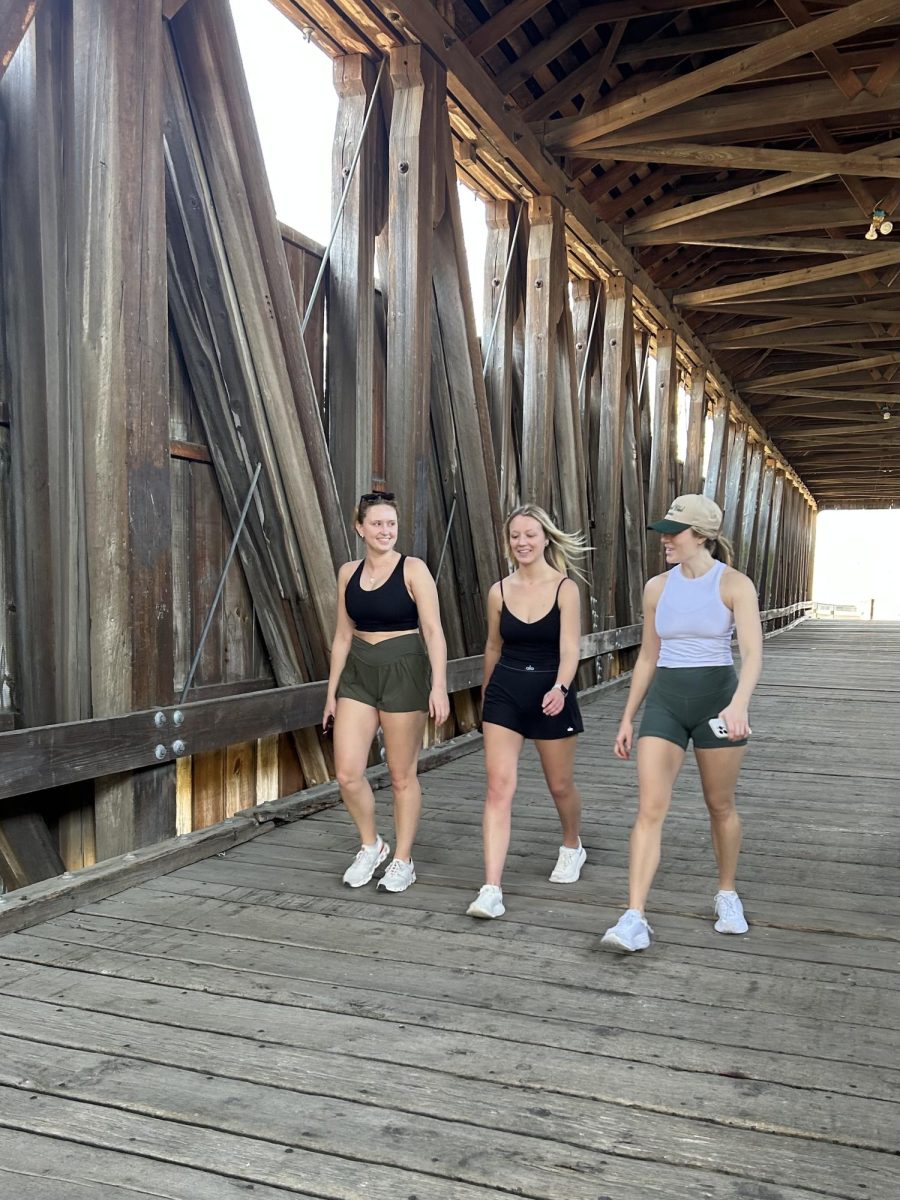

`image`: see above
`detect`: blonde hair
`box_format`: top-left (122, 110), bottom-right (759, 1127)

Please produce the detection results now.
top-left (704, 531), bottom-right (733, 566)
top-left (504, 504), bottom-right (590, 583)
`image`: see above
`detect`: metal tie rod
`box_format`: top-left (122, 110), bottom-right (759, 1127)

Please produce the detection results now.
top-left (180, 462), bottom-right (263, 705)
top-left (577, 286), bottom-right (602, 402)
top-left (301, 57), bottom-right (387, 335)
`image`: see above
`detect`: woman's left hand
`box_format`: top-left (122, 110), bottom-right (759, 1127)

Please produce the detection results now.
top-left (719, 702), bottom-right (751, 740)
top-left (541, 686), bottom-right (566, 717)
top-left (429, 687), bottom-right (450, 726)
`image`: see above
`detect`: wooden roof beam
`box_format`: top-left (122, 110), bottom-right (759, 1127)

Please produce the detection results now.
top-left (544, 0), bottom-right (896, 149)
top-left (522, 21), bottom-right (626, 122)
top-left (570, 72), bottom-right (900, 148)
top-left (740, 352), bottom-right (900, 390)
top-left (589, 141), bottom-right (900, 178)
top-left (624, 136), bottom-right (900, 237)
top-left (775, 0), bottom-right (863, 99)
top-left (614, 20), bottom-right (791, 66)
top-left (485, 0), bottom-right (731, 89)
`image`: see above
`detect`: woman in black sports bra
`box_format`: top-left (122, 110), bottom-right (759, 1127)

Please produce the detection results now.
top-left (323, 492), bottom-right (449, 895)
top-left (467, 505), bottom-right (589, 920)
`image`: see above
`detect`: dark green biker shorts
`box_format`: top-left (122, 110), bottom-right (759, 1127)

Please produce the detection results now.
top-left (638, 666), bottom-right (748, 750)
top-left (337, 634), bottom-right (431, 713)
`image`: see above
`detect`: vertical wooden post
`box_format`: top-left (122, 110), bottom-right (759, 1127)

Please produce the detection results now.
top-left (75, 0), bottom-right (174, 858)
top-left (648, 328), bottom-right (677, 571)
top-left (703, 401), bottom-right (728, 505)
top-left (738, 442), bottom-right (764, 573)
top-left (752, 460), bottom-right (776, 594)
top-left (386, 44), bottom-right (440, 559)
top-left (683, 365), bottom-right (706, 494)
top-left (522, 196), bottom-right (561, 509)
top-left (621, 321), bottom-right (647, 624)
top-left (483, 199), bottom-right (521, 512)
top-left (593, 276), bottom-right (632, 627)
top-left (329, 55), bottom-right (379, 533)
top-left (721, 424), bottom-right (747, 544)
top-left (764, 470), bottom-right (786, 611)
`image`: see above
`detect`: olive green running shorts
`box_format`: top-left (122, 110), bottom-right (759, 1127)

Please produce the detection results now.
top-left (337, 634), bottom-right (431, 713)
top-left (638, 665), bottom-right (748, 750)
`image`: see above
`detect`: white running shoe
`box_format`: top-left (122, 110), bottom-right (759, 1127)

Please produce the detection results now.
top-left (466, 884), bottom-right (505, 919)
top-left (549, 840), bottom-right (587, 883)
top-left (342, 837), bottom-right (390, 887)
top-left (601, 908), bottom-right (653, 952)
top-left (377, 858), bottom-right (416, 893)
top-left (714, 890), bottom-right (749, 934)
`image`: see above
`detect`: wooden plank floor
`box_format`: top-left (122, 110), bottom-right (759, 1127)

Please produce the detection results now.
top-left (0, 619), bottom-right (898, 1199)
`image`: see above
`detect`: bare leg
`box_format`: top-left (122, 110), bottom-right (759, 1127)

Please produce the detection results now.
top-left (695, 745), bottom-right (748, 891)
top-left (628, 737), bottom-right (686, 912)
top-left (379, 709), bottom-right (428, 860)
top-left (333, 698), bottom-right (382, 844)
top-left (535, 736), bottom-right (581, 846)
top-left (481, 722), bottom-right (525, 886)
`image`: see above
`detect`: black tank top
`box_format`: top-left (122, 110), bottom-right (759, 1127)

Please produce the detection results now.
top-left (344, 555), bottom-right (419, 633)
top-left (499, 578), bottom-right (564, 670)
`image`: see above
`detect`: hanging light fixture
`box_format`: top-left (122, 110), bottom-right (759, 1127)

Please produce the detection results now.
top-left (867, 208), bottom-right (894, 239)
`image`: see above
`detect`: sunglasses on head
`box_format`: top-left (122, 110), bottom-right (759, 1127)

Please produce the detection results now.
top-left (360, 491), bottom-right (396, 503)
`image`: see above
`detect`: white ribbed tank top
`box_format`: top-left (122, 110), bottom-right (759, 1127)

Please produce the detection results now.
top-left (655, 560), bottom-right (734, 667)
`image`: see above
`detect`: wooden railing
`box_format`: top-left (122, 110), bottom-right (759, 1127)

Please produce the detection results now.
top-left (0, 606), bottom-right (810, 804)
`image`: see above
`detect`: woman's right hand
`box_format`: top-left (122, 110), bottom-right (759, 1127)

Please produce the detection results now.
top-left (322, 697), bottom-right (336, 733)
top-left (614, 717), bottom-right (634, 760)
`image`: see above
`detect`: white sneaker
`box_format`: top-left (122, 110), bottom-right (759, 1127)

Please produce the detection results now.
top-left (549, 840), bottom-right (586, 883)
top-left (377, 858), bottom-right (416, 893)
top-left (466, 884), bottom-right (505, 919)
top-left (342, 837), bottom-right (390, 887)
top-left (714, 890), bottom-right (749, 934)
top-left (601, 908), bottom-right (652, 952)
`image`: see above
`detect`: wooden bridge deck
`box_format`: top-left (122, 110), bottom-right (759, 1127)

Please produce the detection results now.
top-left (0, 620), bottom-right (898, 1200)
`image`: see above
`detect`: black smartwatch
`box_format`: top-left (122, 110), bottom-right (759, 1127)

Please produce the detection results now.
top-left (553, 682), bottom-right (569, 696)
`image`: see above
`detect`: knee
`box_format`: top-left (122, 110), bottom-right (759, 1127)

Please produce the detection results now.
top-left (336, 764), bottom-right (365, 792)
top-left (705, 792), bottom-right (738, 821)
top-left (389, 766), bottom-right (418, 793)
top-left (547, 777), bottom-right (576, 805)
top-left (636, 794), bottom-right (669, 827)
top-left (485, 774), bottom-right (515, 810)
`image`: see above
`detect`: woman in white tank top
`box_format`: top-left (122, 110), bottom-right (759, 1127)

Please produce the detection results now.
top-left (601, 495), bottom-right (763, 953)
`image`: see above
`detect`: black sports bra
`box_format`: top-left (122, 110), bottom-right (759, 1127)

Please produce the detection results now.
top-left (344, 555), bottom-right (419, 633)
top-left (498, 578), bottom-right (564, 670)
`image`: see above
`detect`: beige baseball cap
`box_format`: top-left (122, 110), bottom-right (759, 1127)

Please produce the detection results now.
top-left (648, 494), bottom-right (723, 539)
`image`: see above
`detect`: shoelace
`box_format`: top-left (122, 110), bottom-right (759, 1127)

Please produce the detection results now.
top-left (384, 860), bottom-right (409, 877)
top-left (718, 894), bottom-right (741, 920)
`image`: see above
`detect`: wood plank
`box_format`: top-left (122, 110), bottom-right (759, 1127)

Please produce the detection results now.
top-left (682, 365), bottom-right (706, 494)
top-left (385, 44), bottom-right (440, 559)
top-left (0, 0), bottom-right (40, 80)
top-left (593, 276), bottom-right (632, 626)
top-left (74, 0), bottom-right (174, 859)
top-left (647, 329), bottom-right (677, 573)
top-left (544, 0), bottom-right (897, 148)
top-left (328, 54), bottom-right (379, 536)
top-left (702, 401), bottom-right (729, 507)
top-left (521, 196), bottom-right (560, 507)
top-left (738, 443), bottom-right (765, 574)
top-left (775, 0), bottom-right (863, 100)
top-left (592, 140), bottom-right (900, 177)
top-left (482, 200), bottom-right (522, 512)
top-left (675, 244), bottom-right (900, 306)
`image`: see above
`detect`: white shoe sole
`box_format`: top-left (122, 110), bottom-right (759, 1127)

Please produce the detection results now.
top-left (467, 902), bottom-right (505, 919)
top-left (342, 842), bottom-right (390, 888)
top-left (549, 848), bottom-right (587, 883)
top-left (714, 920), bottom-right (748, 934)
top-left (377, 870), bottom-right (416, 894)
top-left (600, 929), bottom-right (650, 952)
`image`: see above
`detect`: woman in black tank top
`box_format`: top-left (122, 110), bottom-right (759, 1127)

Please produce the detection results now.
top-left (467, 505), bottom-right (589, 921)
top-left (323, 493), bottom-right (449, 895)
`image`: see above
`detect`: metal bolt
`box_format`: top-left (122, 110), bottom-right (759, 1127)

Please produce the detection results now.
top-left (154, 744), bottom-right (167, 761)
top-left (535, 279), bottom-right (543, 288)
top-left (398, 161), bottom-right (409, 174)
top-left (154, 711), bottom-right (167, 728)
top-left (172, 710), bottom-right (184, 727)
top-left (172, 739), bottom-right (186, 756)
